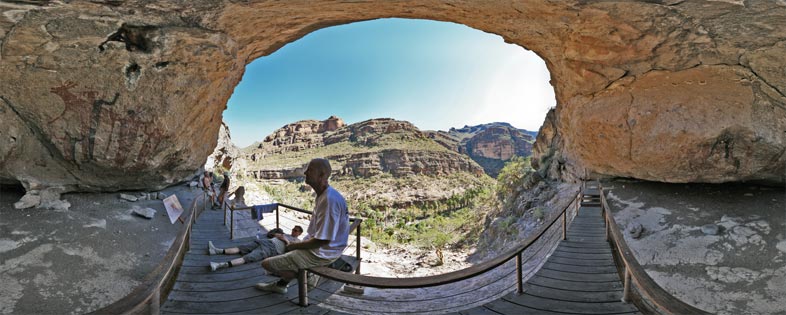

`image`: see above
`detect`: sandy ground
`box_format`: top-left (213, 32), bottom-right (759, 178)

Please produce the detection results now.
top-left (0, 183), bottom-right (204, 315)
top-left (604, 179), bottom-right (786, 315)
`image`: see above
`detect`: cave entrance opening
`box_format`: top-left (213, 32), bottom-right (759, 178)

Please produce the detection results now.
top-left (216, 18), bottom-right (556, 276)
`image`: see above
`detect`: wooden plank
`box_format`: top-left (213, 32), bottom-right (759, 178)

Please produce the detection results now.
top-left (277, 303), bottom-right (331, 315)
top-left (503, 293), bottom-right (638, 314)
top-left (541, 261), bottom-right (618, 274)
top-left (550, 251), bottom-right (613, 261)
top-left (528, 275), bottom-right (623, 292)
top-left (563, 237), bottom-right (608, 244)
top-left (167, 287), bottom-right (264, 302)
top-left (181, 255), bottom-right (244, 266)
top-left (161, 296), bottom-right (295, 314)
top-left (541, 265), bottom-right (619, 276)
top-left (554, 246), bottom-right (611, 255)
top-left (173, 273), bottom-right (277, 292)
top-left (483, 298), bottom-right (565, 315)
top-left (174, 267), bottom-right (267, 282)
top-left (557, 241), bottom-right (610, 249)
top-left (535, 268), bottom-right (621, 283)
top-left (521, 282), bottom-right (623, 303)
top-left (547, 256), bottom-right (616, 267)
top-left (179, 263), bottom-right (260, 274)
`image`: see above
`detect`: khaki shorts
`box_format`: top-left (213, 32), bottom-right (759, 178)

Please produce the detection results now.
top-left (265, 249), bottom-right (335, 272)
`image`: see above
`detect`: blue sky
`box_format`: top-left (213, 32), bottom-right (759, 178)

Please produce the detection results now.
top-left (224, 18), bottom-right (555, 148)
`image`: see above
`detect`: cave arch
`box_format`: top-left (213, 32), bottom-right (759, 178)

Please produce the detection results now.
top-left (0, 1), bottom-right (784, 193)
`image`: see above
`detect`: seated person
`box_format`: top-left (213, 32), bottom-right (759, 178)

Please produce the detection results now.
top-left (228, 186), bottom-right (246, 209)
top-left (206, 227), bottom-right (299, 272)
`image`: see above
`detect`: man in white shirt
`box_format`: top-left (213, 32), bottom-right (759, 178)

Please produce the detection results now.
top-left (257, 158), bottom-right (350, 294)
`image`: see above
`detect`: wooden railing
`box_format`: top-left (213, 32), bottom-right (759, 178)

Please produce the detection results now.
top-left (89, 192), bottom-right (205, 315)
top-left (599, 184), bottom-right (711, 315)
top-left (223, 202), bottom-right (364, 271)
top-left (296, 186), bottom-right (583, 306)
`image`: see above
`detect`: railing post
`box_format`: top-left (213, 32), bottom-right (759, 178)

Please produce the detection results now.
top-left (356, 220), bottom-right (362, 274)
top-left (223, 200), bottom-right (227, 226)
top-left (622, 265), bottom-right (632, 303)
top-left (230, 205), bottom-right (235, 240)
top-left (606, 216), bottom-right (610, 241)
top-left (562, 212), bottom-right (567, 240)
top-left (276, 205), bottom-right (280, 230)
top-left (516, 252), bottom-right (523, 294)
top-left (298, 269), bottom-right (308, 306)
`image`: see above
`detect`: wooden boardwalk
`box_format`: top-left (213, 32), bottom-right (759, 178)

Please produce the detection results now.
top-left (464, 186), bottom-right (641, 315)
top-left (162, 185), bottom-right (641, 314)
top-left (161, 209), bottom-right (344, 315)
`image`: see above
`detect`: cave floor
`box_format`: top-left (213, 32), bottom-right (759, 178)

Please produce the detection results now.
top-left (0, 183), bottom-right (204, 315)
top-left (604, 179), bottom-right (786, 315)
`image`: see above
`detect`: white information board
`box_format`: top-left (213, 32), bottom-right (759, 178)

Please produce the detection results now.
top-left (163, 194), bottom-right (184, 224)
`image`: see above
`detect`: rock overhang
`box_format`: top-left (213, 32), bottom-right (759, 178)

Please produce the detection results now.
top-left (0, 0), bottom-right (784, 196)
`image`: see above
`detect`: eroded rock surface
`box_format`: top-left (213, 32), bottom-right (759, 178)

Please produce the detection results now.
top-left (428, 123), bottom-right (536, 177)
top-left (1, 1), bottom-right (785, 194)
top-left (242, 117), bottom-right (485, 180)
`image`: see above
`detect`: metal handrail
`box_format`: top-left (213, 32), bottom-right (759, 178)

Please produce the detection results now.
top-left (599, 183), bottom-right (711, 315)
top-left (89, 192), bottom-right (205, 315)
top-left (295, 186), bottom-right (582, 306)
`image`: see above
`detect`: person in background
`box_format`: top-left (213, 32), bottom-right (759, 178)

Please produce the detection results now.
top-left (202, 171), bottom-right (218, 209)
top-left (217, 173), bottom-right (230, 208)
top-left (228, 186), bottom-right (246, 209)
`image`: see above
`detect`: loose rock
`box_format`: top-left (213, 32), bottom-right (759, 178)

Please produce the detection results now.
top-left (628, 223), bottom-right (644, 239)
top-left (132, 207), bottom-right (157, 219)
top-left (120, 194), bottom-right (138, 202)
top-left (701, 224), bottom-right (720, 235)
top-left (14, 193), bottom-right (41, 209)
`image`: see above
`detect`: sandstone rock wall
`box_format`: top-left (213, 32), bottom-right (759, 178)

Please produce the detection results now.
top-left (261, 115), bottom-right (344, 153)
top-left (1, 0), bottom-right (784, 193)
top-left (332, 149), bottom-right (485, 178)
top-left (204, 121), bottom-right (238, 172)
top-left (428, 123), bottom-right (535, 177)
top-left (242, 117), bottom-right (484, 180)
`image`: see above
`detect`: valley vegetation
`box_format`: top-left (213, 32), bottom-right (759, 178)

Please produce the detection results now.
top-left (216, 116), bottom-right (537, 266)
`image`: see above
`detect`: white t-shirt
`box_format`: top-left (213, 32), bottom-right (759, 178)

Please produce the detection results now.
top-left (305, 186), bottom-right (350, 260)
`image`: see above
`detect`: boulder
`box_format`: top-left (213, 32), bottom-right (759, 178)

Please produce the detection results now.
top-left (14, 193), bottom-right (41, 209)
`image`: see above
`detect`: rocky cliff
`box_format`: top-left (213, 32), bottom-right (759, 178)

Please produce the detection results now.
top-left (427, 123), bottom-right (535, 177)
top-left (241, 117), bottom-right (484, 180)
top-left (238, 117), bottom-right (488, 209)
top-left (204, 121), bottom-right (239, 172)
top-left (1, 1), bottom-right (785, 199)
